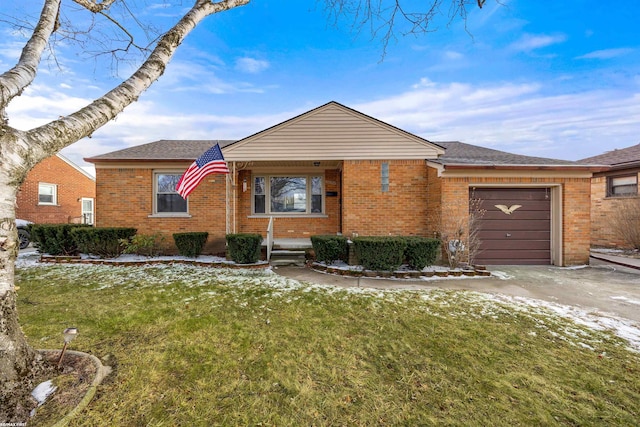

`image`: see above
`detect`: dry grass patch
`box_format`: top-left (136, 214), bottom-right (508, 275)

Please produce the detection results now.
top-left (16, 264), bottom-right (640, 426)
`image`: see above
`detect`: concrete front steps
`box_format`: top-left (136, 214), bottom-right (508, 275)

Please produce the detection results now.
top-left (268, 238), bottom-right (312, 266)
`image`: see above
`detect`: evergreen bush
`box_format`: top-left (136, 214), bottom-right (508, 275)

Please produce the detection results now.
top-left (403, 236), bottom-right (441, 270)
top-left (173, 232), bottom-right (209, 258)
top-left (29, 224), bottom-right (90, 255)
top-left (353, 236), bottom-right (406, 271)
top-left (310, 235), bottom-right (348, 264)
top-left (71, 227), bottom-right (137, 257)
top-left (226, 233), bottom-right (263, 264)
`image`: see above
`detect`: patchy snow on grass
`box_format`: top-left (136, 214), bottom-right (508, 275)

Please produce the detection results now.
top-left (610, 295), bottom-right (640, 306)
top-left (15, 260), bottom-right (640, 355)
top-left (31, 379), bottom-right (57, 416)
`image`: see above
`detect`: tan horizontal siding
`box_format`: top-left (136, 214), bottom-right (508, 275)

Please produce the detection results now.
top-left (225, 104), bottom-right (443, 161)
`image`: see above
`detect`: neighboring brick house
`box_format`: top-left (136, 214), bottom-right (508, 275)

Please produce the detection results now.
top-left (579, 144), bottom-right (640, 248)
top-left (16, 154), bottom-right (96, 224)
top-left (87, 102), bottom-right (599, 265)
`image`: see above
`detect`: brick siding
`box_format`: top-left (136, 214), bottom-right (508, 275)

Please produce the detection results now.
top-left (16, 156), bottom-right (95, 224)
top-left (342, 160), bottom-right (430, 237)
top-left (589, 173), bottom-right (640, 248)
top-left (96, 163), bottom-right (591, 265)
top-left (427, 172), bottom-right (592, 266)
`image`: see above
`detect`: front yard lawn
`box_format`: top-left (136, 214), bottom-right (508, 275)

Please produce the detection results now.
top-left (16, 263), bottom-right (640, 426)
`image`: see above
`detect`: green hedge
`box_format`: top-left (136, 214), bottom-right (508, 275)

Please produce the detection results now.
top-left (353, 236), bottom-right (406, 271)
top-left (29, 224), bottom-right (91, 256)
top-left (226, 233), bottom-right (263, 264)
top-left (403, 236), bottom-right (440, 270)
top-left (173, 232), bottom-right (209, 258)
top-left (71, 227), bottom-right (137, 258)
top-left (310, 235), bottom-right (348, 264)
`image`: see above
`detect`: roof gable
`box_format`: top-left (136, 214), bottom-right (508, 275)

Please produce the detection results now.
top-left (223, 101), bottom-right (445, 161)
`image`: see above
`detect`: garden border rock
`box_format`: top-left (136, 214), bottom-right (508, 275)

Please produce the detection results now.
top-left (38, 349), bottom-right (111, 427)
top-left (310, 262), bottom-right (491, 279)
top-left (39, 255), bottom-right (269, 269)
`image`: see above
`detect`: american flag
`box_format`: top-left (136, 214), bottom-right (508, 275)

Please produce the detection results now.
top-left (176, 143), bottom-right (229, 199)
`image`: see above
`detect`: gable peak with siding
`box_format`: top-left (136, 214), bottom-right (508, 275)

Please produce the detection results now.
top-left (223, 101), bottom-right (445, 161)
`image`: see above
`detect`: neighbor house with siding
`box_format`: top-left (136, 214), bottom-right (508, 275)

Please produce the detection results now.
top-left (86, 102), bottom-right (600, 265)
top-left (16, 153), bottom-right (96, 225)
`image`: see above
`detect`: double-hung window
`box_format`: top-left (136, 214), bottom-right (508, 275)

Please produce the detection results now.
top-left (38, 183), bottom-right (57, 205)
top-left (154, 172), bottom-right (187, 214)
top-left (607, 175), bottom-right (638, 197)
top-left (253, 175), bottom-right (323, 215)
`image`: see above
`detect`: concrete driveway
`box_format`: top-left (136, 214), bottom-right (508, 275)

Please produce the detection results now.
top-left (275, 259), bottom-right (640, 324)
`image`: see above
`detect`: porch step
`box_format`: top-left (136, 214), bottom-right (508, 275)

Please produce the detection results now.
top-left (269, 249), bottom-right (307, 267)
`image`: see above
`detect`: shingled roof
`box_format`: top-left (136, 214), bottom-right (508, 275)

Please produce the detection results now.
top-left (85, 140), bottom-right (237, 162)
top-left (578, 143), bottom-right (640, 169)
top-left (432, 141), bottom-right (582, 167)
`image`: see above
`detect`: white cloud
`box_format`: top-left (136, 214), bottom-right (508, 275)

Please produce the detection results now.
top-left (10, 74), bottom-right (640, 169)
top-left (576, 48), bottom-right (634, 60)
top-left (509, 33), bottom-right (567, 52)
top-left (354, 79), bottom-right (640, 161)
top-left (235, 57), bottom-right (270, 74)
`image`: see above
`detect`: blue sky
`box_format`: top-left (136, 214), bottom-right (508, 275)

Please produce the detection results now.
top-left (3, 0), bottom-right (640, 172)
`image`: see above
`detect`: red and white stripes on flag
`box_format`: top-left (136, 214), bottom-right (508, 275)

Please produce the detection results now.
top-left (176, 143), bottom-right (230, 199)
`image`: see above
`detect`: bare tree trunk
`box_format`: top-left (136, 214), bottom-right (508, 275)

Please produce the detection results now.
top-left (0, 172), bottom-right (50, 422)
top-left (0, 0), bottom-right (250, 419)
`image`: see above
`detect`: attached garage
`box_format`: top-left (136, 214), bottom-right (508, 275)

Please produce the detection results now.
top-left (428, 141), bottom-right (597, 266)
top-left (473, 188), bottom-right (551, 265)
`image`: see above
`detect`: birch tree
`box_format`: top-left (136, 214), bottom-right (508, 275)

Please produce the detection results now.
top-left (0, 0), bottom-right (488, 420)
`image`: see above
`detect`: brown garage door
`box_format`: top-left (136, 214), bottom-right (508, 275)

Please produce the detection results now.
top-left (473, 188), bottom-right (551, 265)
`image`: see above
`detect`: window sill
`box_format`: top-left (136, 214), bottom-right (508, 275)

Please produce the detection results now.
top-left (248, 214), bottom-right (328, 219)
top-left (38, 203), bottom-right (58, 206)
top-left (605, 194), bottom-right (639, 199)
top-left (148, 213), bottom-right (192, 218)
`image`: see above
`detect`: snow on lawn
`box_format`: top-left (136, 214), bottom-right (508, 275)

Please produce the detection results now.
top-left (15, 251), bottom-right (640, 353)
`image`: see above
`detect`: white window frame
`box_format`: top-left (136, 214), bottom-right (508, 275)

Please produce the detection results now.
top-left (151, 171), bottom-right (190, 217)
top-left (38, 182), bottom-right (57, 205)
top-left (252, 174), bottom-right (324, 216)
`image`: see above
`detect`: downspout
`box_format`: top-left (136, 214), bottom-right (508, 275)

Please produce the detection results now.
top-left (225, 168), bottom-right (230, 235)
top-left (232, 162), bottom-right (237, 234)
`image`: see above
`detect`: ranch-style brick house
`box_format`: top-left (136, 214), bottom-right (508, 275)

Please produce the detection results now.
top-left (86, 102), bottom-right (601, 266)
top-left (579, 143), bottom-right (640, 248)
top-left (16, 153), bottom-right (96, 225)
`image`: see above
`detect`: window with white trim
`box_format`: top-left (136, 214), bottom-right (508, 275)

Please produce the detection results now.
top-left (607, 175), bottom-right (638, 197)
top-left (154, 172), bottom-right (187, 214)
top-left (253, 175), bottom-right (323, 215)
top-left (38, 183), bottom-right (57, 205)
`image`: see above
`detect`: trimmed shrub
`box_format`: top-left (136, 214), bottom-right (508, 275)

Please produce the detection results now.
top-left (71, 227), bottom-right (137, 258)
top-left (403, 236), bottom-right (441, 270)
top-left (120, 233), bottom-right (166, 257)
top-left (310, 235), bottom-right (348, 264)
top-left (353, 236), bottom-right (406, 271)
top-left (29, 224), bottom-right (90, 255)
top-left (173, 232), bottom-right (209, 258)
top-left (226, 233), bottom-right (263, 264)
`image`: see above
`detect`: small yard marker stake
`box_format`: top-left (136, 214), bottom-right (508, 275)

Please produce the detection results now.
top-left (57, 327), bottom-right (78, 369)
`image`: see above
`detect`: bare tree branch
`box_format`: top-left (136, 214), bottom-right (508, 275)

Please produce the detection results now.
top-left (25, 0), bottom-right (250, 159)
top-left (72, 0), bottom-right (119, 13)
top-left (323, 0), bottom-right (490, 57)
top-left (0, 0), bottom-right (61, 120)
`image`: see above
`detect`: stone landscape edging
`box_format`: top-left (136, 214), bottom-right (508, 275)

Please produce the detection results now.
top-left (311, 262), bottom-right (491, 279)
top-left (39, 255), bottom-right (269, 269)
top-left (38, 349), bottom-right (111, 427)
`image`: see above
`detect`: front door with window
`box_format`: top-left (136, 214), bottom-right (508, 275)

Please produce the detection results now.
top-left (81, 198), bottom-right (94, 225)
